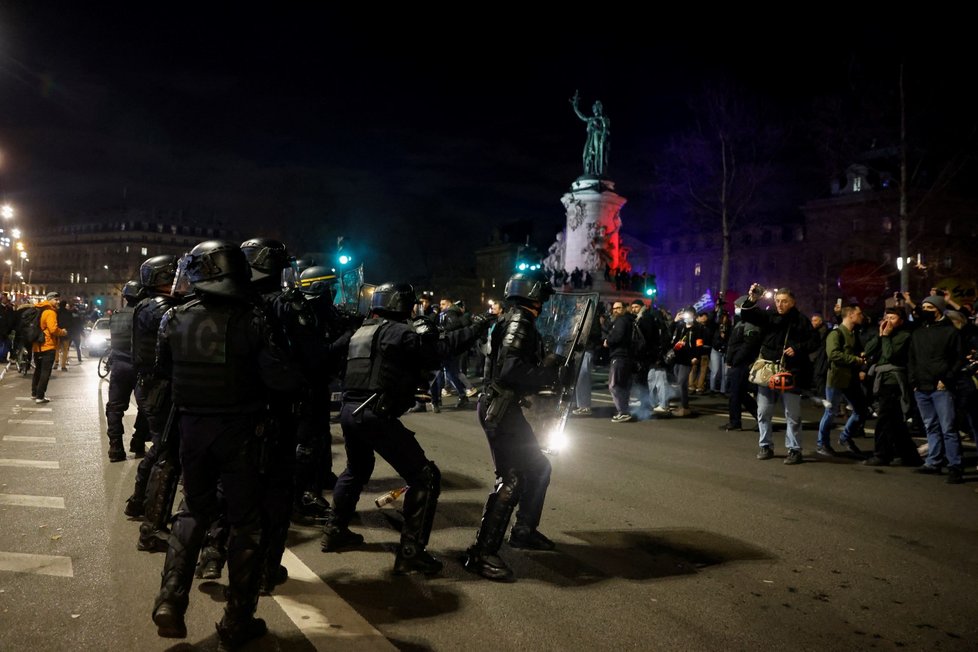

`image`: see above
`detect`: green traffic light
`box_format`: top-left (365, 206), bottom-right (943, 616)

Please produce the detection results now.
top-left (338, 254), bottom-right (351, 265)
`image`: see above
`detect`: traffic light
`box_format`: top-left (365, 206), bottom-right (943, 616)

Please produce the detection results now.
top-left (644, 275), bottom-right (657, 298)
top-left (338, 253), bottom-right (351, 266)
top-left (516, 261), bottom-right (540, 271)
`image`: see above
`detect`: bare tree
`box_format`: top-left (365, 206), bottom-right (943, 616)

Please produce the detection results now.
top-left (656, 83), bottom-right (782, 297)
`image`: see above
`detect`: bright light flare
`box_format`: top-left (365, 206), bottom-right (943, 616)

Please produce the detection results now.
top-left (542, 426), bottom-right (569, 454)
top-left (1, 205), bottom-right (12, 219)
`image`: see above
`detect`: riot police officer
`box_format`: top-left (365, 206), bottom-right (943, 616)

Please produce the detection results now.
top-left (124, 255), bottom-right (183, 548)
top-left (322, 283), bottom-right (491, 575)
top-left (105, 279), bottom-right (150, 462)
top-left (290, 264), bottom-right (353, 521)
top-left (152, 240), bottom-right (296, 648)
top-left (464, 270), bottom-right (562, 582)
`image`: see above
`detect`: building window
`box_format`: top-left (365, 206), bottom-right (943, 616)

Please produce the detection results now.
top-left (141, 247), bottom-right (148, 255)
top-left (882, 217), bottom-right (892, 233)
top-left (853, 177), bottom-right (863, 192)
top-left (694, 263), bottom-right (701, 277)
top-left (944, 257), bottom-right (953, 269)
top-left (945, 221), bottom-right (952, 235)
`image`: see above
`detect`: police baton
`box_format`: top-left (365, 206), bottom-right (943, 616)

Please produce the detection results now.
top-left (352, 392), bottom-right (379, 417)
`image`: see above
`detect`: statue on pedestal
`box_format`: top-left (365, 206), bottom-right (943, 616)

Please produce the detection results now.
top-left (570, 90), bottom-right (610, 178)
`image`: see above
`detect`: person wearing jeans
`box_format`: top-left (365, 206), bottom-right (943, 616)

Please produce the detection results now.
top-left (816, 305), bottom-right (868, 456)
top-left (605, 301), bottom-right (635, 422)
top-left (909, 295), bottom-right (964, 484)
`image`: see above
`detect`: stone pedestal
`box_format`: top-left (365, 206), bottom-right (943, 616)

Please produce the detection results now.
top-left (559, 177), bottom-right (627, 275)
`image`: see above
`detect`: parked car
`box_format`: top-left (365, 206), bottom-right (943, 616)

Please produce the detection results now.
top-left (84, 317), bottom-right (111, 358)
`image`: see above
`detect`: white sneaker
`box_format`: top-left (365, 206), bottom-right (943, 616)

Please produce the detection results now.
top-left (465, 387), bottom-right (478, 398)
top-left (571, 407), bottom-right (592, 416)
top-left (652, 406), bottom-right (670, 415)
top-left (35, 397), bottom-right (50, 404)
top-left (611, 413), bottom-right (634, 423)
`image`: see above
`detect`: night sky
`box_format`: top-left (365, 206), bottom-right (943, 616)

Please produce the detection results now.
top-left (1, 8), bottom-right (973, 279)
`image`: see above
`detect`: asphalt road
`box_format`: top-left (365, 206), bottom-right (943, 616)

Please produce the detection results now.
top-left (0, 359), bottom-right (976, 651)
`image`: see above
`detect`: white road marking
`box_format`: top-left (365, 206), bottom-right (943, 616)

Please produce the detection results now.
top-left (0, 493), bottom-right (65, 509)
top-left (3, 436), bottom-right (56, 443)
top-left (275, 549), bottom-right (396, 651)
top-left (7, 419), bottom-right (55, 425)
top-left (0, 458), bottom-right (60, 469)
top-left (17, 407), bottom-right (53, 412)
top-left (0, 551), bottom-right (73, 577)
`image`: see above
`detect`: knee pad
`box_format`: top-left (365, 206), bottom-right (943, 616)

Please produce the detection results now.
top-left (494, 469), bottom-right (522, 506)
top-left (417, 461), bottom-right (441, 493)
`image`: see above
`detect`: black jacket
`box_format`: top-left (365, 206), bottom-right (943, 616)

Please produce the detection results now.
top-left (606, 312), bottom-right (635, 360)
top-left (725, 320), bottom-right (762, 368)
top-left (739, 301), bottom-right (819, 389)
top-left (908, 317), bottom-right (962, 392)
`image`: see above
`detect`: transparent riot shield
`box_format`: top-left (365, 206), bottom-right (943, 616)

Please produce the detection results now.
top-left (333, 264), bottom-right (364, 313)
top-left (525, 291), bottom-right (597, 454)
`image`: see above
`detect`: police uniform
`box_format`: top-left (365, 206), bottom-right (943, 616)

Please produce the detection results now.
top-left (323, 283), bottom-right (490, 575)
top-left (105, 281), bottom-right (150, 462)
top-left (152, 240), bottom-right (295, 648)
top-left (464, 271), bottom-right (560, 582)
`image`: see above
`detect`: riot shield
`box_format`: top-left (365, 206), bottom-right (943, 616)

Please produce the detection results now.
top-left (525, 292), bottom-right (597, 453)
top-left (333, 264), bottom-right (364, 313)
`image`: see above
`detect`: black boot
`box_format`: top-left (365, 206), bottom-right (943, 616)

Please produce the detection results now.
top-left (219, 521), bottom-right (266, 651)
top-left (107, 437), bottom-right (126, 462)
top-left (463, 472), bottom-right (520, 583)
top-left (393, 464), bottom-right (442, 575)
top-left (129, 438), bottom-right (146, 458)
top-left (195, 544), bottom-right (226, 580)
top-left (124, 494), bottom-right (145, 519)
top-left (320, 516), bottom-right (364, 552)
top-left (152, 512), bottom-right (205, 638)
top-left (138, 521), bottom-right (170, 553)
top-left (292, 491), bottom-right (331, 523)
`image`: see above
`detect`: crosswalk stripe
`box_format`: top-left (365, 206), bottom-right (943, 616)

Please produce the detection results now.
top-left (3, 436), bottom-right (56, 443)
top-left (0, 493), bottom-right (65, 508)
top-left (17, 407), bottom-right (53, 412)
top-left (0, 459), bottom-right (60, 469)
top-left (7, 419), bottom-right (55, 425)
top-left (275, 549), bottom-right (396, 651)
top-left (0, 551), bottom-right (74, 577)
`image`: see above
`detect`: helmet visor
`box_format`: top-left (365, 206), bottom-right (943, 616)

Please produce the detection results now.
top-left (171, 254), bottom-right (194, 297)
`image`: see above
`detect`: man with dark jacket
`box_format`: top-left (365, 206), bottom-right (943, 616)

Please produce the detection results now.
top-left (604, 301), bottom-right (635, 422)
top-left (909, 295), bottom-right (964, 484)
top-left (862, 307), bottom-right (922, 466)
top-left (740, 286), bottom-right (819, 465)
top-left (720, 296), bottom-right (760, 431)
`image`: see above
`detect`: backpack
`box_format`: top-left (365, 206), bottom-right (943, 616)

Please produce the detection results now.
top-left (21, 307), bottom-right (51, 345)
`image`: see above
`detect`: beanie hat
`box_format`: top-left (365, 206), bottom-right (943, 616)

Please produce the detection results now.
top-left (921, 295), bottom-right (946, 312)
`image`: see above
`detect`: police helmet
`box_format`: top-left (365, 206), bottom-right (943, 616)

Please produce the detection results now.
top-left (280, 257), bottom-right (316, 290)
top-left (504, 270), bottom-right (554, 305)
top-left (121, 280), bottom-right (146, 306)
top-left (184, 240), bottom-right (252, 298)
top-left (240, 237), bottom-right (289, 282)
top-left (298, 265), bottom-right (337, 300)
top-left (139, 255), bottom-right (178, 292)
top-left (370, 282), bottom-right (416, 318)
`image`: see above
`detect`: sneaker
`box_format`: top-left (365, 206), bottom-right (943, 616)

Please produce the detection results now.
top-left (431, 404), bottom-right (441, 414)
top-left (783, 449), bottom-right (804, 465)
top-left (571, 407), bottom-right (592, 416)
top-left (717, 423), bottom-right (742, 431)
top-left (465, 387), bottom-right (479, 398)
top-left (756, 446), bottom-right (774, 460)
top-left (509, 526), bottom-right (556, 551)
top-left (408, 403), bottom-right (427, 413)
top-left (35, 397), bottom-right (50, 404)
top-left (611, 413), bottom-right (634, 423)
top-left (652, 406), bottom-right (671, 416)
top-left (815, 444), bottom-right (837, 458)
top-left (945, 466), bottom-right (964, 485)
top-left (839, 437), bottom-right (863, 456)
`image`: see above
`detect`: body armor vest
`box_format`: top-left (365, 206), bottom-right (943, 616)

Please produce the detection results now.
top-left (109, 306), bottom-right (134, 359)
top-left (491, 307), bottom-right (542, 387)
top-left (132, 295), bottom-right (176, 371)
top-left (344, 318), bottom-right (418, 416)
top-left (167, 300), bottom-right (260, 409)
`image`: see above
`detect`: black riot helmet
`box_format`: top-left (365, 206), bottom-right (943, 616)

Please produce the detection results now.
top-left (298, 265), bottom-right (337, 301)
top-left (121, 280), bottom-right (146, 307)
top-left (370, 282), bottom-right (416, 319)
top-left (182, 240), bottom-right (252, 298)
top-left (504, 270), bottom-right (554, 306)
top-left (240, 238), bottom-right (289, 284)
top-left (139, 255), bottom-right (179, 293)
top-left (280, 257), bottom-right (316, 290)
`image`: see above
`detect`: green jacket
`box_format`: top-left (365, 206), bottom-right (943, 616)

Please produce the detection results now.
top-left (825, 324), bottom-right (862, 389)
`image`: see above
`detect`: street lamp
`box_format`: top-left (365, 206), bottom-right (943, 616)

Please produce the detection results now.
top-left (1, 205), bottom-right (12, 220)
